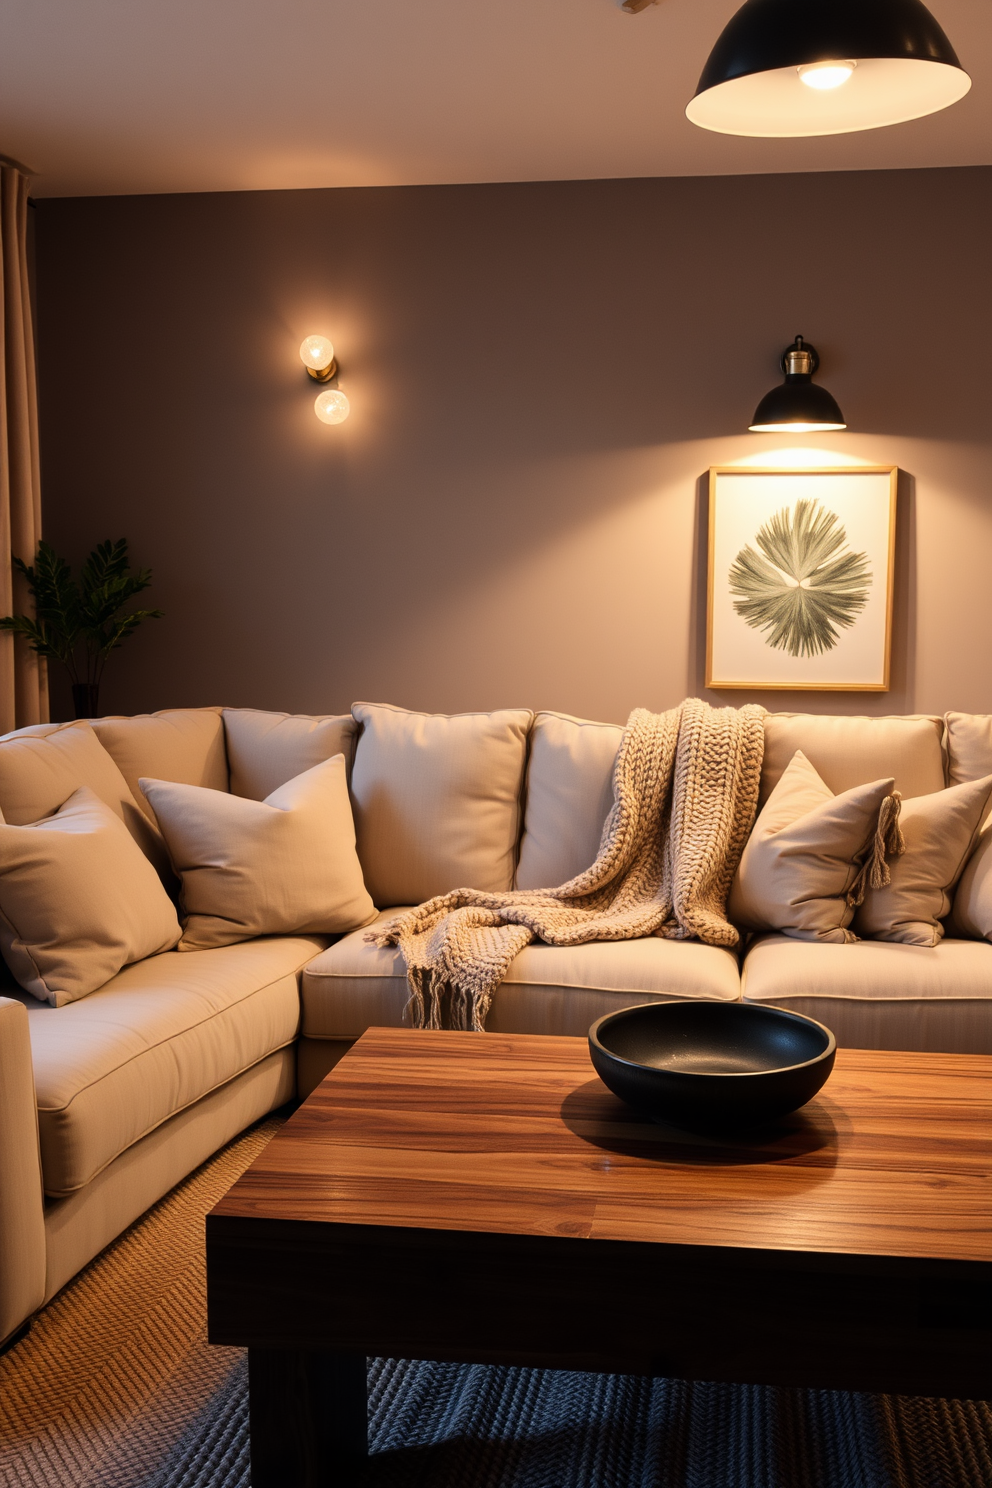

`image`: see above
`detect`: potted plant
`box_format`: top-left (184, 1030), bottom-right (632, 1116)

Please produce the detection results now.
top-left (0, 539), bottom-right (164, 718)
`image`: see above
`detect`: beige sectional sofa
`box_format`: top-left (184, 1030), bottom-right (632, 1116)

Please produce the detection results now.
top-left (1, 701), bottom-right (990, 1351)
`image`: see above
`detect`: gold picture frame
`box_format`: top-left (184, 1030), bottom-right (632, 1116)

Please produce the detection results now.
top-left (706, 465), bottom-right (898, 692)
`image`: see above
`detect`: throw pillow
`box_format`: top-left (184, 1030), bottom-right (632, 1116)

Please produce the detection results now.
top-left (141, 754), bottom-right (376, 950)
top-left (349, 701), bottom-right (534, 906)
top-left (0, 787), bottom-right (182, 1006)
top-left (853, 775), bottom-right (992, 946)
top-left (728, 750), bottom-right (898, 944)
top-left (223, 708), bottom-right (358, 800)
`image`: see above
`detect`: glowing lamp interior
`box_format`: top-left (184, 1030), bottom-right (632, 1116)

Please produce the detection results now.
top-left (798, 61), bottom-right (856, 90)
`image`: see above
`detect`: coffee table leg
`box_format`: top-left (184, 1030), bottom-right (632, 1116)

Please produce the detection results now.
top-left (248, 1348), bottom-right (368, 1486)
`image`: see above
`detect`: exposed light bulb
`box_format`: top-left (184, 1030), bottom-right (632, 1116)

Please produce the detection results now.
top-left (314, 389), bottom-right (350, 425)
top-left (299, 335), bottom-right (335, 371)
top-left (798, 60), bottom-right (856, 91)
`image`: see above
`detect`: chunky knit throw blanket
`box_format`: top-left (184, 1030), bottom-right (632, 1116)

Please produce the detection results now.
top-left (368, 698), bottom-right (767, 1032)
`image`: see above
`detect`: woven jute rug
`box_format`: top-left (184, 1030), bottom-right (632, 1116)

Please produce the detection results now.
top-left (2, 1111), bottom-right (990, 1488)
top-left (0, 1115), bottom-right (283, 1488)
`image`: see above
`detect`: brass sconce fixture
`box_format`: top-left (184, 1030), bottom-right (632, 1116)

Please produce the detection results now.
top-left (299, 335), bottom-right (350, 424)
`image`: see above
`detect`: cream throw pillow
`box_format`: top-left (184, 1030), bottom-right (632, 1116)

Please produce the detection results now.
top-left (729, 751), bottom-right (897, 944)
top-left (0, 787), bottom-right (181, 1006)
top-left (141, 754), bottom-right (376, 951)
top-left (853, 775), bottom-right (992, 946)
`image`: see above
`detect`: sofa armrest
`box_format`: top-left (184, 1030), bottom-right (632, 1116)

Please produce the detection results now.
top-left (0, 996), bottom-right (45, 1345)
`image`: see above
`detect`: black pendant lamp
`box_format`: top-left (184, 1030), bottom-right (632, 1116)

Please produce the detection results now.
top-left (749, 337), bottom-right (846, 433)
top-left (686, 0), bottom-right (971, 137)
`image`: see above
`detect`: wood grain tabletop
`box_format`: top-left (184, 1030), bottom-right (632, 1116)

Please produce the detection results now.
top-left (212, 1027), bottom-right (991, 1265)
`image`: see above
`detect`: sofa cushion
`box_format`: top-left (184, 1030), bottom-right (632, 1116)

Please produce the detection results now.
top-left (515, 711), bottom-right (623, 890)
top-left (944, 712), bottom-right (992, 787)
top-left (741, 933), bottom-right (992, 1054)
top-left (950, 824), bottom-right (992, 943)
top-left (18, 934), bottom-right (325, 1195)
top-left (760, 713), bottom-right (944, 805)
top-left (301, 909), bottom-right (741, 1040)
top-left (224, 708), bottom-right (358, 800)
top-left (91, 708), bottom-right (228, 824)
top-left (350, 702), bottom-right (533, 906)
top-left (0, 720), bottom-right (162, 868)
top-left (729, 751), bottom-right (896, 944)
top-left (0, 722), bottom-right (63, 741)
top-left (141, 756), bottom-right (376, 950)
top-left (853, 775), bottom-right (992, 947)
top-left (0, 787), bottom-right (181, 1005)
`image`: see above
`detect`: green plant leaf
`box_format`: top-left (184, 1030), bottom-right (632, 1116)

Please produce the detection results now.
top-left (728, 499), bottom-right (872, 659)
top-left (0, 537), bottom-right (163, 686)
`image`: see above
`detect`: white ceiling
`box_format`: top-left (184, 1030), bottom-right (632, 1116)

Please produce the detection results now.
top-left (1, 0), bottom-right (989, 198)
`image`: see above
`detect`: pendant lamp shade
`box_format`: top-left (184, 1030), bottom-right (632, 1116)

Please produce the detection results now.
top-left (749, 337), bottom-right (847, 433)
top-left (686, 0), bottom-right (971, 137)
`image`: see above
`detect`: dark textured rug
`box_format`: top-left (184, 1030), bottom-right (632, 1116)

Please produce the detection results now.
top-left (150, 1354), bottom-right (991, 1488)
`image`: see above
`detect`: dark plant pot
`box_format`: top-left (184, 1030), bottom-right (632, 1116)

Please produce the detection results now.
top-left (71, 683), bottom-right (100, 719)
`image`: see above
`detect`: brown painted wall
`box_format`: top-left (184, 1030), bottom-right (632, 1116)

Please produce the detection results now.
top-left (34, 167), bottom-right (991, 724)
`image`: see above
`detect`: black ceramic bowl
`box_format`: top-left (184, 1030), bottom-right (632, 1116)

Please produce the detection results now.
top-left (588, 1001), bottom-right (836, 1134)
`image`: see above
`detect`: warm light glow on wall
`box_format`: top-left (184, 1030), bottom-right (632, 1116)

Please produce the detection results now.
top-left (734, 447), bottom-right (870, 468)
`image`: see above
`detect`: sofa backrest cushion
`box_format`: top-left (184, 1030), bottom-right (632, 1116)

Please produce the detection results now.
top-left (760, 713), bottom-right (945, 805)
top-left (950, 826), bottom-right (992, 943)
top-left (944, 716), bottom-right (992, 942)
top-left (0, 786), bottom-right (181, 1006)
top-left (515, 711), bottom-right (623, 890)
top-left (92, 708), bottom-right (229, 823)
top-left (0, 722), bottom-right (63, 741)
top-left (223, 708), bottom-right (358, 800)
top-left (0, 721), bottom-right (166, 871)
top-left (944, 713), bottom-right (992, 787)
top-left (350, 701), bottom-right (533, 907)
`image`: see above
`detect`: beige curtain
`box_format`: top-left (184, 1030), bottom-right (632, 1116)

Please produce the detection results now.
top-left (0, 158), bottom-right (47, 732)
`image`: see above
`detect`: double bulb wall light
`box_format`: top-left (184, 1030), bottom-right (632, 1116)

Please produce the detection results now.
top-left (685, 0), bottom-right (970, 137)
top-left (749, 336), bottom-right (846, 434)
top-left (299, 335), bottom-right (350, 424)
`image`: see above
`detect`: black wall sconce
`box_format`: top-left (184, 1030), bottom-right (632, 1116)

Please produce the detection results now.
top-left (749, 336), bottom-right (847, 433)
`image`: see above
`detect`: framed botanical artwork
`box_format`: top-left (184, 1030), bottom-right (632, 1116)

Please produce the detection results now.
top-left (706, 465), bottom-right (898, 691)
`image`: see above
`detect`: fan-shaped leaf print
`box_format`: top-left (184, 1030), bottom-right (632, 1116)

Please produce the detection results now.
top-left (728, 498), bottom-right (872, 658)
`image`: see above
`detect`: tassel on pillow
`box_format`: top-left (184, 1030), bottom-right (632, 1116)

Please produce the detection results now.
top-left (845, 791), bottom-right (905, 908)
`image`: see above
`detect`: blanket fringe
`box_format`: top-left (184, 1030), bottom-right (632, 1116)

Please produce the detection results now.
top-left (846, 791), bottom-right (905, 908)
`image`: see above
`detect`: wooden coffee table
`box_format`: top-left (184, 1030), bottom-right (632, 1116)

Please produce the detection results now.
top-left (207, 1027), bottom-right (992, 1487)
